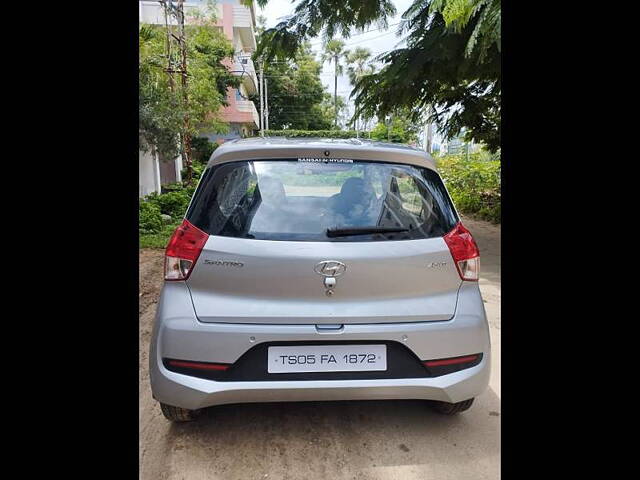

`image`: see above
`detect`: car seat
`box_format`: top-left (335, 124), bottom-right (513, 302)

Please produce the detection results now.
top-left (329, 177), bottom-right (377, 226)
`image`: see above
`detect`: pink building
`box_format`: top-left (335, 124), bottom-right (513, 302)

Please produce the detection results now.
top-left (213, 0), bottom-right (260, 138)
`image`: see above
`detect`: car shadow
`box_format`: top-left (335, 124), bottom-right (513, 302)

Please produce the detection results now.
top-left (163, 387), bottom-right (500, 478)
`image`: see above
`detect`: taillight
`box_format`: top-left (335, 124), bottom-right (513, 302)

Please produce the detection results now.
top-left (443, 222), bottom-right (480, 281)
top-left (164, 219), bottom-right (208, 280)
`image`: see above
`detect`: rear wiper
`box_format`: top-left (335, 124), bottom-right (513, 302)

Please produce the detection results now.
top-left (326, 226), bottom-right (409, 237)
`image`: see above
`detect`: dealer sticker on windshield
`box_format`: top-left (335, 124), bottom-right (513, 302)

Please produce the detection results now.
top-left (267, 344), bottom-right (387, 373)
top-left (298, 158), bottom-right (354, 163)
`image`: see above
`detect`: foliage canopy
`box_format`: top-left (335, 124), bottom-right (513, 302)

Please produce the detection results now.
top-left (255, 44), bottom-right (336, 130)
top-left (138, 21), bottom-right (240, 159)
top-left (255, 0), bottom-right (501, 151)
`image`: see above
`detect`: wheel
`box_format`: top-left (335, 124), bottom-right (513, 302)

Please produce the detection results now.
top-left (430, 398), bottom-right (475, 415)
top-left (159, 402), bottom-right (201, 422)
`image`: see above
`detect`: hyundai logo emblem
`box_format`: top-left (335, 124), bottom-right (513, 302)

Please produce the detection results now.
top-left (314, 260), bottom-right (347, 277)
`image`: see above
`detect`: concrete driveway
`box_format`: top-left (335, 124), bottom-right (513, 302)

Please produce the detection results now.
top-left (139, 216), bottom-right (500, 480)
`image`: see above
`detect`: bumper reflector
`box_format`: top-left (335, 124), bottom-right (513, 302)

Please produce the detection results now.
top-left (167, 359), bottom-right (230, 371)
top-left (423, 354), bottom-right (480, 367)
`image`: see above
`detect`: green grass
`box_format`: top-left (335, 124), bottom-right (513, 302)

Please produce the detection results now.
top-left (139, 223), bottom-right (179, 249)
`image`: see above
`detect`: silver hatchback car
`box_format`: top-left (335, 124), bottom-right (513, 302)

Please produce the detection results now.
top-left (149, 137), bottom-right (490, 422)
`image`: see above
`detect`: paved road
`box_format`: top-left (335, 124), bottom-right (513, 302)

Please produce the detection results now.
top-left (139, 217), bottom-right (500, 479)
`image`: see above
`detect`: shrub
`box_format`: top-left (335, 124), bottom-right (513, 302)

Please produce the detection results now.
top-left (140, 181), bottom-right (199, 248)
top-left (139, 222), bottom-right (180, 249)
top-left (436, 154), bottom-right (501, 223)
top-left (146, 190), bottom-right (191, 219)
top-left (139, 201), bottom-right (163, 234)
top-left (181, 161), bottom-right (205, 182)
top-left (263, 129), bottom-right (418, 143)
top-left (160, 182), bottom-right (184, 193)
top-left (263, 129), bottom-right (361, 139)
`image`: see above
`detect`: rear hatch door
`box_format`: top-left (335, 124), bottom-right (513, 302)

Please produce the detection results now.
top-left (184, 157), bottom-right (462, 324)
top-left (187, 236), bottom-right (461, 324)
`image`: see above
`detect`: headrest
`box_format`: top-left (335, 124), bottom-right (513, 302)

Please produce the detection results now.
top-left (339, 177), bottom-right (374, 204)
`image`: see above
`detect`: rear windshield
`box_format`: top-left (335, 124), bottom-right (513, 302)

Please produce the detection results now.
top-left (186, 159), bottom-right (458, 242)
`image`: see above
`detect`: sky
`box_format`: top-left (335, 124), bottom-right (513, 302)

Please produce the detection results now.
top-left (257, 0), bottom-right (417, 128)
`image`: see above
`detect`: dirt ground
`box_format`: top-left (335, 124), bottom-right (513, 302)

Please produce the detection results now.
top-left (139, 216), bottom-right (500, 480)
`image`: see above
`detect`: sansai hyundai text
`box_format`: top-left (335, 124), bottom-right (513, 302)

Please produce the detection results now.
top-left (149, 137), bottom-right (490, 422)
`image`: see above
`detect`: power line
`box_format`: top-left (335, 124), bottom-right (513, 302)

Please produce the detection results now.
top-left (330, 30), bottom-right (400, 47)
top-left (264, 23), bottom-right (403, 61)
top-left (268, 111), bottom-right (343, 114)
top-left (305, 21), bottom-right (402, 46)
top-left (263, 73), bottom-right (337, 77)
top-left (268, 93), bottom-right (352, 97)
top-left (260, 21), bottom-right (402, 49)
top-left (263, 44), bottom-right (397, 65)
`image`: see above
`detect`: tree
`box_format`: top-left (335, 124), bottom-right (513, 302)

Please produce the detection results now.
top-left (320, 39), bottom-right (347, 129)
top-left (369, 109), bottom-right (421, 143)
top-left (430, 0), bottom-right (500, 61)
top-left (319, 93), bottom-right (348, 129)
top-left (254, 0), bottom-right (501, 151)
top-left (258, 45), bottom-right (334, 130)
top-left (251, 22), bottom-right (334, 130)
top-left (252, 16), bottom-right (334, 130)
top-left (139, 24), bottom-right (183, 160)
top-left (345, 47), bottom-right (375, 131)
top-left (354, 2), bottom-right (500, 151)
top-left (139, 4), bottom-right (240, 184)
top-left (345, 47), bottom-right (374, 85)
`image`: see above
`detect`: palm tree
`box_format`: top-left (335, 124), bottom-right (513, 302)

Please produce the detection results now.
top-left (321, 39), bottom-right (346, 129)
top-left (345, 47), bottom-right (375, 132)
top-left (345, 47), bottom-right (373, 85)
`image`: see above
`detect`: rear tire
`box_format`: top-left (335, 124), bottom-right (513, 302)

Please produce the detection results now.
top-left (159, 402), bottom-right (201, 422)
top-left (430, 398), bottom-right (474, 415)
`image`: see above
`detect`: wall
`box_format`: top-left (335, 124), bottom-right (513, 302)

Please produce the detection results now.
top-left (159, 155), bottom-right (178, 185)
top-left (139, 148), bottom-right (160, 198)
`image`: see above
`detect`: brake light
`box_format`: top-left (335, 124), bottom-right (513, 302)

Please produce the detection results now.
top-left (164, 219), bottom-right (208, 280)
top-left (443, 222), bottom-right (480, 281)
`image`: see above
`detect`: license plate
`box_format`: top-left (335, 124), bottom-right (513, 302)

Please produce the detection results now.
top-left (267, 345), bottom-right (387, 373)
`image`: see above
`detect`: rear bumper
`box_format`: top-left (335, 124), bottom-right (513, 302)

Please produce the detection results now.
top-left (151, 355), bottom-right (490, 410)
top-left (149, 282), bottom-right (491, 410)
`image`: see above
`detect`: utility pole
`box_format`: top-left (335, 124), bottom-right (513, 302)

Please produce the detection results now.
top-left (160, 0), bottom-right (195, 184)
top-left (265, 77), bottom-right (269, 131)
top-left (424, 122), bottom-right (433, 153)
top-left (386, 115), bottom-right (391, 142)
top-left (422, 106), bottom-right (433, 153)
top-left (175, 0), bottom-right (194, 185)
top-left (423, 123), bottom-right (427, 151)
top-left (161, 1), bottom-right (175, 92)
top-left (259, 60), bottom-right (264, 137)
top-left (354, 101), bottom-right (360, 138)
top-left (334, 54), bottom-right (338, 129)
